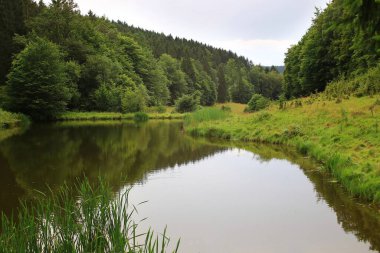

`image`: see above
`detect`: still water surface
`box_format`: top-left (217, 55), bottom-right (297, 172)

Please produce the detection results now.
top-left (0, 121), bottom-right (379, 252)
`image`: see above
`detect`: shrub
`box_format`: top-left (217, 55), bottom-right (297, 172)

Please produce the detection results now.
top-left (221, 105), bottom-right (232, 112)
top-left (246, 94), bottom-right (269, 112)
top-left (134, 112), bottom-right (149, 122)
top-left (156, 105), bottom-right (167, 113)
top-left (175, 94), bottom-right (200, 113)
top-left (325, 64), bottom-right (380, 98)
top-left (121, 86), bottom-right (148, 113)
top-left (93, 84), bottom-right (121, 112)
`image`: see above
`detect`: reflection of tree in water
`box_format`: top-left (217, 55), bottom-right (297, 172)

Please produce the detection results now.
top-left (229, 142), bottom-right (380, 252)
top-left (0, 121), bottom-right (225, 206)
top-left (1, 124), bottom-right (379, 251)
top-left (0, 153), bottom-right (25, 217)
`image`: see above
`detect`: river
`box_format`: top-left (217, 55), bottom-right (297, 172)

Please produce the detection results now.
top-left (0, 121), bottom-right (379, 252)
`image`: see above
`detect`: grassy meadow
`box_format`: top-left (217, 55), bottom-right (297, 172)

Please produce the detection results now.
top-left (186, 95), bottom-right (380, 204)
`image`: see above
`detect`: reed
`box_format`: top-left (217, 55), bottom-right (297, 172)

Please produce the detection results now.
top-left (0, 178), bottom-right (179, 253)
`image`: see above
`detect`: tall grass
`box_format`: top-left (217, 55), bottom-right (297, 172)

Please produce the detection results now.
top-left (0, 179), bottom-right (180, 253)
top-left (185, 108), bottom-right (229, 126)
top-left (0, 109), bottom-right (29, 129)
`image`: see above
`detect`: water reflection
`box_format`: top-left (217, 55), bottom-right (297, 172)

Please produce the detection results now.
top-left (0, 121), bottom-right (379, 252)
top-left (0, 121), bottom-right (225, 214)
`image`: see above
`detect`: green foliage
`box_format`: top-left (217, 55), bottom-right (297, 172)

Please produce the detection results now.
top-left (0, 109), bottom-right (29, 129)
top-left (278, 94), bottom-right (287, 110)
top-left (249, 66), bottom-right (283, 99)
top-left (185, 107), bottom-right (229, 125)
top-left (246, 94), bottom-right (270, 112)
top-left (159, 54), bottom-right (188, 104)
top-left (6, 37), bottom-right (72, 120)
top-left (217, 65), bottom-right (229, 103)
top-left (175, 93), bottom-right (200, 113)
top-left (2, 0), bottom-right (284, 118)
top-left (121, 85), bottom-right (148, 113)
top-left (0, 0), bottom-right (39, 84)
top-left (325, 64), bottom-right (380, 99)
top-left (134, 112), bottom-right (149, 122)
top-left (0, 178), bottom-right (179, 252)
top-left (284, 0), bottom-right (380, 98)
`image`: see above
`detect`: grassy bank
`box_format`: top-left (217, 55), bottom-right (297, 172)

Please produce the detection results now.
top-left (0, 109), bottom-right (29, 142)
top-left (58, 111), bottom-right (184, 121)
top-left (186, 96), bottom-right (380, 204)
top-left (0, 109), bottom-right (28, 129)
top-left (0, 178), bottom-right (179, 253)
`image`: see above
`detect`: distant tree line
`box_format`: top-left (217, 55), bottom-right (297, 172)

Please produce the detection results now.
top-left (0, 0), bottom-right (283, 120)
top-left (284, 0), bottom-right (380, 98)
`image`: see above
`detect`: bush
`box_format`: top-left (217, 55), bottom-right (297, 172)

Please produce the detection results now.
top-left (221, 105), bottom-right (232, 112)
top-left (156, 105), bottom-right (167, 113)
top-left (325, 64), bottom-right (380, 99)
top-left (93, 84), bottom-right (121, 112)
top-left (121, 85), bottom-right (148, 113)
top-left (134, 112), bottom-right (149, 122)
top-left (246, 94), bottom-right (269, 112)
top-left (175, 94), bottom-right (200, 113)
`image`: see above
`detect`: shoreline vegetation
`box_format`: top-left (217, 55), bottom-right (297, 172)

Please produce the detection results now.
top-left (0, 109), bottom-right (29, 142)
top-left (57, 111), bottom-right (184, 121)
top-left (0, 178), bottom-right (180, 253)
top-left (185, 96), bottom-right (380, 205)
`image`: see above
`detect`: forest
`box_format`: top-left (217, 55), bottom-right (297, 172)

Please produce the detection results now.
top-left (0, 0), bottom-right (283, 120)
top-left (284, 0), bottom-right (380, 98)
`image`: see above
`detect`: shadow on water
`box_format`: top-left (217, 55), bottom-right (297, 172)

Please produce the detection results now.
top-left (0, 121), bottom-right (379, 251)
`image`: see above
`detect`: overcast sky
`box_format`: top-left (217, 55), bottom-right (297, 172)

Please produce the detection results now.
top-left (47, 0), bottom-right (330, 65)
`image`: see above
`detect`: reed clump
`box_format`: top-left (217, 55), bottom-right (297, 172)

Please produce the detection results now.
top-left (0, 178), bottom-right (179, 253)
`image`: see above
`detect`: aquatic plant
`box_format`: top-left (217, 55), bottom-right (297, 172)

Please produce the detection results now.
top-left (0, 178), bottom-right (180, 253)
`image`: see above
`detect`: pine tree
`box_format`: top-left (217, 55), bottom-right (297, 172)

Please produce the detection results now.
top-left (217, 65), bottom-right (228, 103)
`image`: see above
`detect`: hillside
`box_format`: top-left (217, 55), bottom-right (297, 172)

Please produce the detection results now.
top-left (0, 0), bottom-right (283, 121)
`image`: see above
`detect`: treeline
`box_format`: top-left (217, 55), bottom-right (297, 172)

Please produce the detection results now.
top-left (0, 0), bottom-right (283, 120)
top-left (284, 0), bottom-right (380, 98)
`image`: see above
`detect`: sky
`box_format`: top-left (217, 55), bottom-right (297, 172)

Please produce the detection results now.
top-left (46, 0), bottom-right (330, 66)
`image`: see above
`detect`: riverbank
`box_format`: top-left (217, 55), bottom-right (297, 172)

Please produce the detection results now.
top-left (0, 109), bottom-right (29, 141)
top-left (58, 111), bottom-right (184, 121)
top-left (186, 96), bottom-right (380, 204)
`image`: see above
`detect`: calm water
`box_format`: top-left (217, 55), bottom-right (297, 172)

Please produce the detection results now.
top-left (0, 121), bottom-right (379, 252)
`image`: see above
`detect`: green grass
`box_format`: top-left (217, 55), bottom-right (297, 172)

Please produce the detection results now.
top-left (0, 109), bottom-right (29, 142)
top-left (0, 178), bottom-right (180, 253)
top-left (186, 96), bottom-right (380, 204)
top-left (0, 109), bottom-right (28, 129)
top-left (184, 107), bottom-right (230, 125)
top-left (58, 111), bottom-right (184, 121)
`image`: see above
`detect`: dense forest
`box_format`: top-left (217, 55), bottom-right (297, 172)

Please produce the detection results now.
top-left (284, 0), bottom-right (380, 98)
top-left (0, 0), bottom-right (283, 120)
